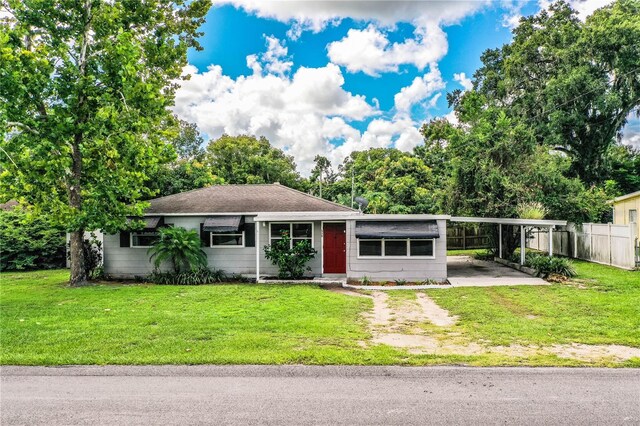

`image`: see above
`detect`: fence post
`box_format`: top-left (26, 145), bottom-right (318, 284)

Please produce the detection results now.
top-left (589, 223), bottom-right (593, 261)
top-left (462, 227), bottom-right (466, 250)
top-left (520, 225), bottom-right (526, 265)
top-left (573, 225), bottom-right (578, 259)
top-left (608, 223), bottom-right (612, 266)
top-left (498, 224), bottom-right (502, 259)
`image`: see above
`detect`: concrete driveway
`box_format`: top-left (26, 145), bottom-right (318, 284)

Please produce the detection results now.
top-left (447, 256), bottom-right (548, 287)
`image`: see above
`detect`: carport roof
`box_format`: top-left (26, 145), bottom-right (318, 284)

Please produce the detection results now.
top-left (450, 216), bottom-right (567, 227)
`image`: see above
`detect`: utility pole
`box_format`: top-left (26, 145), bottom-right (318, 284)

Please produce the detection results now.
top-left (350, 166), bottom-right (355, 209)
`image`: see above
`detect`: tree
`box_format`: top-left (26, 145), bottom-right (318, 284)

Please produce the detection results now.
top-left (336, 148), bottom-right (437, 214)
top-left (146, 119), bottom-right (222, 198)
top-left (442, 93), bottom-right (612, 256)
top-left (602, 144), bottom-right (640, 195)
top-left (172, 119), bottom-right (206, 161)
top-left (205, 134), bottom-right (304, 189)
top-left (0, 0), bottom-right (210, 285)
top-left (473, 0), bottom-right (640, 184)
top-left (309, 155), bottom-right (336, 199)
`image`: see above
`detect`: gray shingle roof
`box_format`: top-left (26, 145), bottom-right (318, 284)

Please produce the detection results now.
top-left (144, 184), bottom-right (355, 214)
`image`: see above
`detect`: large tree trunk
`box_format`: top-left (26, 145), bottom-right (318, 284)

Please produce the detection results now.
top-left (68, 0), bottom-right (91, 287)
top-left (69, 230), bottom-right (87, 286)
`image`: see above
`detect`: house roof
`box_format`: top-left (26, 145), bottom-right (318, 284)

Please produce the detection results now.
top-left (610, 190), bottom-right (640, 204)
top-left (144, 184), bottom-right (356, 215)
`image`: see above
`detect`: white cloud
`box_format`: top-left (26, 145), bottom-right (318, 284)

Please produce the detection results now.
top-left (175, 59), bottom-right (432, 174)
top-left (502, 13), bottom-right (522, 29)
top-left (440, 110), bottom-right (459, 126)
top-left (215, 1), bottom-right (489, 35)
top-left (216, 1), bottom-right (490, 76)
top-left (453, 72), bottom-right (473, 91)
top-left (330, 118), bottom-right (425, 162)
top-left (538, 0), bottom-right (615, 21)
top-left (327, 24), bottom-right (448, 76)
top-left (568, 0), bottom-right (615, 20)
top-left (247, 35), bottom-right (293, 76)
top-left (175, 62), bottom-right (390, 173)
top-left (621, 115), bottom-right (640, 149)
top-left (394, 65), bottom-right (445, 117)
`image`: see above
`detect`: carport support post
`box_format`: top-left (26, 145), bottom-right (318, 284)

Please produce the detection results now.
top-left (520, 225), bottom-right (526, 266)
top-left (498, 224), bottom-right (502, 259)
top-left (548, 227), bottom-right (553, 257)
top-left (255, 222), bottom-right (260, 282)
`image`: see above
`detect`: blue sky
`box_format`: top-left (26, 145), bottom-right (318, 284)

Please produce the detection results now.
top-left (173, 0), bottom-right (636, 174)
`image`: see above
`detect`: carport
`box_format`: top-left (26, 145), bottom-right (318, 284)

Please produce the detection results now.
top-left (450, 217), bottom-right (568, 265)
top-left (446, 217), bottom-right (568, 286)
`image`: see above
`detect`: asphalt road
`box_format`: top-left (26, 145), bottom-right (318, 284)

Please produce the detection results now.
top-left (2, 366), bottom-right (639, 425)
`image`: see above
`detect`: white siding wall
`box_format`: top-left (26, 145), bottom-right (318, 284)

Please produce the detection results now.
top-left (104, 216), bottom-right (447, 280)
top-left (345, 219), bottom-right (448, 281)
top-left (104, 216), bottom-right (324, 279)
top-left (105, 216), bottom-right (259, 278)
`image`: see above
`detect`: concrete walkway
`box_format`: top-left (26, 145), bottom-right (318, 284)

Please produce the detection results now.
top-left (447, 256), bottom-right (548, 287)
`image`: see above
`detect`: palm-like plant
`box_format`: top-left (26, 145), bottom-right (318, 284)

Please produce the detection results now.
top-left (147, 227), bottom-right (207, 273)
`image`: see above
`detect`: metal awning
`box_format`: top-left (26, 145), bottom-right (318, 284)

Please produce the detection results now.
top-left (355, 220), bottom-right (440, 239)
top-left (127, 216), bottom-right (163, 230)
top-left (203, 215), bottom-right (244, 233)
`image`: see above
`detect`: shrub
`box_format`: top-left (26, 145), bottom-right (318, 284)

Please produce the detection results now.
top-left (360, 276), bottom-right (371, 285)
top-left (516, 201), bottom-right (548, 220)
top-left (147, 227), bottom-right (207, 273)
top-left (473, 250), bottom-right (495, 261)
top-left (395, 279), bottom-right (408, 286)
top-left (526, 254), bottom-right (576, 278)
top-left (0, 207), bottom-right (66, 271)
top-left (147, 267), bottom-right (227, 285)
top-left (66, 234), bottom-right (103, 279)
top-left (263, 231), bottom-right (317, 279)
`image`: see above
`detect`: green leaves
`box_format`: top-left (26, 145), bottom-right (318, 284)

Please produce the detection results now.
top-left (0, 0), bottom-right (210, 233)
top-left (473, 0), bottom-right (640, 184)
top-left (263, 232), bottom-right (317, 280)
top-left (147, 227), bottom-right (207, 274)
top-left (205, 134), bottom-right (304, 190)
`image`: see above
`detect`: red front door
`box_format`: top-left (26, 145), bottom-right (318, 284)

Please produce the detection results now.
top-left (323, 223), bottom-right (346, 274)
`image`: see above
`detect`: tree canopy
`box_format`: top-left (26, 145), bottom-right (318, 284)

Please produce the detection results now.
top-left (0, 0), bottom-right (210, 285)
top-left (205, 134), bottom-right (304, 189)
top-left (473, 0), bottom-right (640, 184)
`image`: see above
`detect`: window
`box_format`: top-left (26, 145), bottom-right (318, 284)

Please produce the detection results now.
top-left (630, 210), bottom-right (638, 224)
top-left (211, 232), bottom-right (244, 247)
top-left (131, 231), bottom-right (159, 247)
top-left (385, 240), bottom-right (407, 256)
top-left (270, 223), bottom-right (313, 248)
top-left (359, 240), bottom-right (382, 256)
top-left (358, 239), bottom-right (435, 258)
top-left (410, 240), bottom-right (434, 257)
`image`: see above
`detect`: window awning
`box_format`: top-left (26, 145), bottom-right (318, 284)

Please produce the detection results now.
top-left (203, 215), bottom-right (244, 233)
top-left (127, 216), bottom-right (163, 230)
top-left (355, 220), bottom-right (440, 239)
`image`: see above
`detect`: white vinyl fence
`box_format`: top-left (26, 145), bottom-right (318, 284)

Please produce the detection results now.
top-left (529, 223), bottom-right (638, 270)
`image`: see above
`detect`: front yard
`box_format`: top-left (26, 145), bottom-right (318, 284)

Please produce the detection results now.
top-left (1, 260), bottom-right (639, 366)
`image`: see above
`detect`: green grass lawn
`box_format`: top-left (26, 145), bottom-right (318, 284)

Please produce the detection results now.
top-left (0, 270), bottom-right (404, 365)
top-left (1, 261), bottom-right (639, 366)
top-left (424, 261), bottom-right (640, 348)
top-left (446, 248), bottom-right (489, 256)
